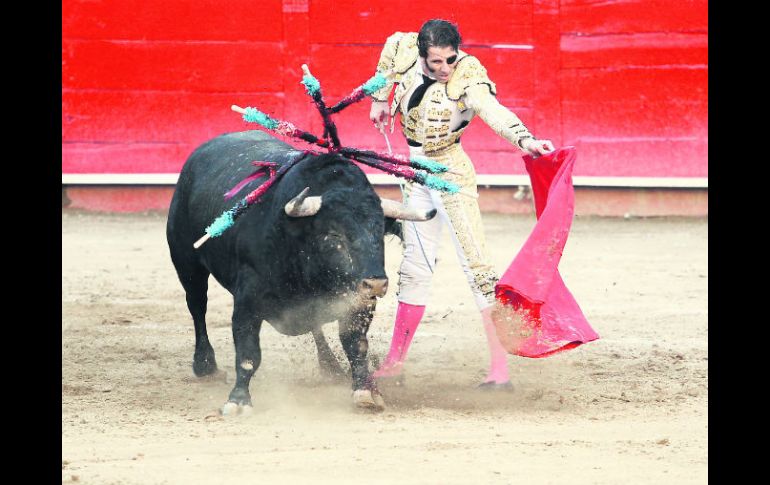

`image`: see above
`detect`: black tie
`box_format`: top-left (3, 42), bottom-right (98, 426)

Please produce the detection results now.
top-left (407, 75), bottom-right (438, 111)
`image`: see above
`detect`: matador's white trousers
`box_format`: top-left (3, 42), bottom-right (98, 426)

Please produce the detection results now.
top-left (397, 144), bottom-right (499, 311)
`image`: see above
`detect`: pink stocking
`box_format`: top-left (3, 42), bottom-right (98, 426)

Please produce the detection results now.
top-left (481, 306), bottom-right (510, 384)
top-left (372, 302), bottom-right (425, 378)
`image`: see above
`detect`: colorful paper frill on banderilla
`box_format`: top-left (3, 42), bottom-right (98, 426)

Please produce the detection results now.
top-left (492, 146), bottom-right (599, 358)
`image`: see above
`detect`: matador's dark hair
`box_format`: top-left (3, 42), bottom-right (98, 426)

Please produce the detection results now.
top-left (417, 19), bottom-right (461, 58)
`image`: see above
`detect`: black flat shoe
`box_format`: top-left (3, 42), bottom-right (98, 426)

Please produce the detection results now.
top-left (477, 381), bottom-right (514, 391)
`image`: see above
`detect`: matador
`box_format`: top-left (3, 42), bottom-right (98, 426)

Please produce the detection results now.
top-left (368, 19), bottom-right (555, 389)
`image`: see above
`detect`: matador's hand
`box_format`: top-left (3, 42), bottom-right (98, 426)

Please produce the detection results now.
top-left (370, 101), bottom-right (389, 134)
top-left (522, 138), bottom-right (555, 156)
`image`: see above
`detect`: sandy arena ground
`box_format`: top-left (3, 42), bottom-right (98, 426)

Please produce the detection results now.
top-left (62, 209), bottom-right (707, 484)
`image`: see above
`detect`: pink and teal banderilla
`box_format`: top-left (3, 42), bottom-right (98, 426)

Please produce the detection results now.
top-left (232, 105), bottom-right (330, 148)
top-left (296, 65), bottom-right (463, 188)
top-left (326, 72), bottom-right (389, 114)
top-left (193, 152), bottom-right (309, 249)
top-left (194, 64), bottom-right (472, 248)
top-left (300, 65), bottom-right (341, 148)
top-left (337, 147), bottom-right (458, 175)
top-left (230, 100), bottom-right (461, 192)
top-left (346, 154), bottom-right (460, 193)
top-left (223, 161), bottom-right (278, 201)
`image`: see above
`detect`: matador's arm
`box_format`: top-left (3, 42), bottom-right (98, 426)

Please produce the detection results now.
top-left (465, 85), bottom-right (535, 151)
top-left (450, 56), bottom-right (536, 151)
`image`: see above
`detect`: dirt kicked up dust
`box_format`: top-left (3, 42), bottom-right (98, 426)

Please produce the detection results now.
top-left (62, 209), bottom-right (707, 484)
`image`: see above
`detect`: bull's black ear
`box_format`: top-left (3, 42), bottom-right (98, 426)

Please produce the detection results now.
top-left (384, 217), bottom-right (403, 240)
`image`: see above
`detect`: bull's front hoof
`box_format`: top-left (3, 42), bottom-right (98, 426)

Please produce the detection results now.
top-left (221, 402), bottom-right (254, 417)
top-left (352, 389), bottom-right (386, 412)
top-left (193, 360), bottom-right (218, 377)
top-left (193, 347), bottom-right (218, 377)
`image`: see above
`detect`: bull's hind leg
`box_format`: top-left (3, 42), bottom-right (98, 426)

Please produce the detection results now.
top-left (222, 282), bottom-right (263, 416)
top-left (339, 306), bottom-right (385, 411)
top-left (172, 255), bottom-right (218, 377)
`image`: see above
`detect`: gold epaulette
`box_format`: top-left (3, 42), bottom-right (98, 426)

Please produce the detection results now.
top-left (446, 55), bottom-right (497, 101)
top-left (376, 32), bottom-right (418, 75)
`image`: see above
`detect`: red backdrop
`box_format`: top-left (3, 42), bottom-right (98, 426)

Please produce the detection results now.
top-left (62, 0), bottom-right (708, 181)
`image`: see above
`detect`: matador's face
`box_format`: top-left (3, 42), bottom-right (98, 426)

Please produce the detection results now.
top-left (423, 46), bottom-right (459, 84)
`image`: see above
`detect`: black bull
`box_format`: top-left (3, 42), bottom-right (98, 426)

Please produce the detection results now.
top-left (166, 131), bottom-right (435, 413)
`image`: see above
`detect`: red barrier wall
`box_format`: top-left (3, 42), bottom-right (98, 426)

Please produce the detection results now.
top-left (62, 0), bottom-right (707, 182)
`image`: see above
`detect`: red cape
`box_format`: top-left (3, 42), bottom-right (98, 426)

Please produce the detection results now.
top-left (493, 146), bottom-right (599, 358)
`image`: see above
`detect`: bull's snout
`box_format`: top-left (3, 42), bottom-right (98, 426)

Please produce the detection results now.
top-left (358, 278), bottom-right (389, 298)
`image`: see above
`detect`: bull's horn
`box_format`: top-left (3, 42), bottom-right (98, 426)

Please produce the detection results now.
top-left (285, 187), bottom-right (323, 217)
top-left (380, 198), bottom-right (437, 221)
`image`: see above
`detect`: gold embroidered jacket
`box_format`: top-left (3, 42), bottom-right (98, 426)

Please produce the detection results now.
top-left (371, 31), bottom-right (535, 153)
